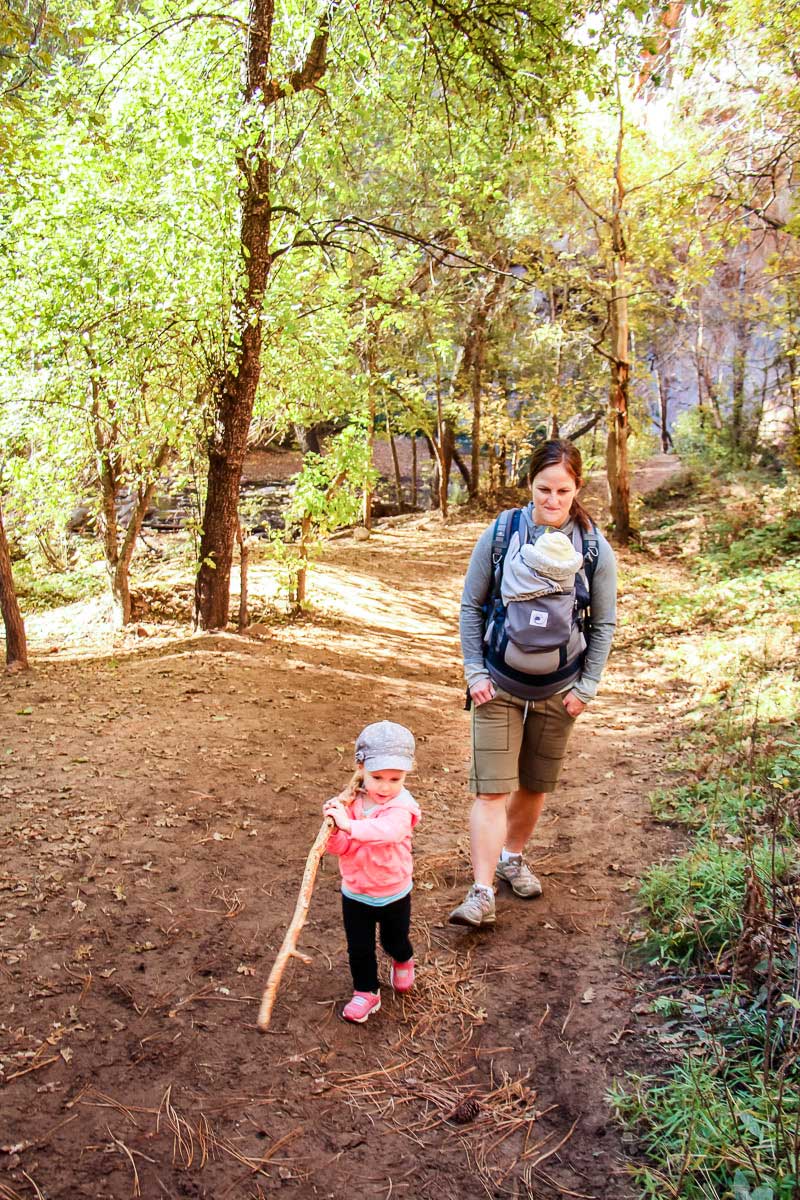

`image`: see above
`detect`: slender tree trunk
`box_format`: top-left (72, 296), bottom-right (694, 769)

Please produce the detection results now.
top-left (293, 513), bottom-right (313, 614)
top-left (605, 100), bottom-right (632, 543)
top-left (0, 500), bottom-right (28, 671)
top-left (362, 343), bottom-right (376, 529)
top-left (451, 270), bottom-right (508, 499)
top-left (420, 311), bottom-right (455, 516)
top-left (548, 284), bottom-right (564, 438)
top-left (195, 6), bottom-right (328, 629)
top-left (290, 469), bottom-right (346, 613)
top-left (655, 357), bottom-right (672, 452)
top-left (98, 444), bottom-right (169, 626)
top-left (384, 402), bottom-right (403, 510)
top-left (730, 264), bottom-right (749, 456)
top-left (411, 435), bottom-right (418, 509)
top-left (237, 519), bottom-right (249, 631)
top-left (452, 443), bottom-right (471, 487)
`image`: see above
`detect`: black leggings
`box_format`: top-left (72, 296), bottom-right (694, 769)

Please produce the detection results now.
top-left (341, 893), bottom-right (413, 993)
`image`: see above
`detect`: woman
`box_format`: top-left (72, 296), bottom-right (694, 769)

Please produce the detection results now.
top-left (449, 439), bottom-right (618, 927)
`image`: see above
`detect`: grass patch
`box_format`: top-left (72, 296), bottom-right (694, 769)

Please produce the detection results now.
top-left (612, 471), bottom-right (800, 1198)
top-left (637, 837), bottom-right (793, 968)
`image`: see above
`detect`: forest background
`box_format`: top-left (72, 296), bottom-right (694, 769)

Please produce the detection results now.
top-left (2, 0), bottom-right (800, 652)
top-left (2, 2), bottom-right (800, 1199)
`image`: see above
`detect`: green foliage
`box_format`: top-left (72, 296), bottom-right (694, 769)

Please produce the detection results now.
top-left (637, 837), bottom-right (792, 967)
top-left (13, 554), bottom-right (106, 613)
top-left (614, 471), bottom-right (800, 1196)
top-left (611, 1055), bottom-right (800, 1199)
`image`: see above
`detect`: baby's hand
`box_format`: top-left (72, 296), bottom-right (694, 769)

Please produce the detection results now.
top-left (323, 798), bottom-right (352, 833)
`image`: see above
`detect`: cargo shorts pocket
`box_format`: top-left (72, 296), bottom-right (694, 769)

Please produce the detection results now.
top-left (472, 697), bottom-right (510, 752)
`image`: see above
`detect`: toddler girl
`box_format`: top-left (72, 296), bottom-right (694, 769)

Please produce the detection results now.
top-left (323, 720), bottom-right (420, 1023)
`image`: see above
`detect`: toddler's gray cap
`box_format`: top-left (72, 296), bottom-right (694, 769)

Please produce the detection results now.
top-left (355, 721), bottom-right (415, 772)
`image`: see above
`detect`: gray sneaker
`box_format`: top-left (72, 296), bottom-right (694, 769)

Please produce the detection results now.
top-left (448, 884), bottom-right (496, 927)
top-left (495, 855), bottom-right (543, 898)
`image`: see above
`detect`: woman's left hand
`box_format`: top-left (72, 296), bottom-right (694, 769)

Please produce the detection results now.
top-left (562, 691), bottom-right (587, 718)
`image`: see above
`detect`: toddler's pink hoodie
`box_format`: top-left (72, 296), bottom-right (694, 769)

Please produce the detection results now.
top-left (326, 787), bottom-right (421, 898)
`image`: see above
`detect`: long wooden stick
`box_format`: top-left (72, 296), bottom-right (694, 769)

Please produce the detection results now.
top-left (256, 773), bottom-right (360, 1032)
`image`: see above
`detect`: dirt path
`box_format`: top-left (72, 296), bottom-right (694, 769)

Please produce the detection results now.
top-left (1, 460), bottom-right (682, 1199)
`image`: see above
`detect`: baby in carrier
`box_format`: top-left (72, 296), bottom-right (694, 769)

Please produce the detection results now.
top-left (500, 527), bottom-right (585, 609)
top-left (485, 526), bottom-right (589, 691)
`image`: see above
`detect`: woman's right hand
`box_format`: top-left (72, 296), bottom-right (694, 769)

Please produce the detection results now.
top-left (470, 680), bottom-right (496, 706)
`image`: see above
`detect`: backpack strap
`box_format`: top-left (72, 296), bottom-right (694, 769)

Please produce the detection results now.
top-left (489, 508), bottom-right (522, 605)
top-left (580, 521), bottom-right (599, 587)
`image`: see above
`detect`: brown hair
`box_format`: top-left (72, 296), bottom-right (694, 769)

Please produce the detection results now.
top-left (527, 439), bottom-right (593, 532)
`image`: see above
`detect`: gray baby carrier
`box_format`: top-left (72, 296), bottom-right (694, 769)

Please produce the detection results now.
top-left (483, 508), bottom-right (598, 700)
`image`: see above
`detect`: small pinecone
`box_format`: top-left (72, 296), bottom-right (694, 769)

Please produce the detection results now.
top-left (451, 1096), bottom-right (481, 1124)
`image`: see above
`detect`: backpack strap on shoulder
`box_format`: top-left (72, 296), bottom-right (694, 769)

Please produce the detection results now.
top-left (581, 519), bottom-right (600, 587)
top-left (489, 508), bottom-right (522, 602)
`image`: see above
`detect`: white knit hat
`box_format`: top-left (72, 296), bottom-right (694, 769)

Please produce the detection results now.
top-left (521, 530), bottom-right (584, 582)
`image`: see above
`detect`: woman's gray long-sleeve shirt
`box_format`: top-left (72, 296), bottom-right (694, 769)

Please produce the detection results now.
top-left (459, 508), bottom-right (618, 705)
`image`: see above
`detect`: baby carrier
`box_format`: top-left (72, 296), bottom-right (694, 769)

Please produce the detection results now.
top-left (483, 508), bottom-right (599, 701)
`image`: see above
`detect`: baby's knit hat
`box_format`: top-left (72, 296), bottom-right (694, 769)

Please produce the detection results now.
top-left (521, 529), bottom-right (584, 582)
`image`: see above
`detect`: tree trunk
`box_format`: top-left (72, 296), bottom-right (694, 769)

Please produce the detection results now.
top-left (294, 424), bottom-right (325, 455)
top-left (452, 443), bottom-right (471, 487)
top-left (0, 499), bottom-right (28, 671)
top-left (411, 435), bottom-right (418, 509)
top-left (451, 270), bottom-right (508, 499)
top-left (730, 265), bottom-right (749, 456)
top-left (292, 513), bottom-right (313, 614)
top-left (655, 357), bottom-right (672, 452)
top-left (362, 344), bottom-right (376, 530)
top-left (195, 6), bottom-right (328, 629)
top-left (237, 519), bottom-right (249, 631)
top-left (384, 402), bottom-right (404, 510)
top-left (605, 102), bottom-right (632, 543)
top-left (98, 444), bottom-right (169, 626)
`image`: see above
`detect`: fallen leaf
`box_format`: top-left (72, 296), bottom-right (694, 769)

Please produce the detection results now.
top-left (581, 987), bottom-right (596, 1005)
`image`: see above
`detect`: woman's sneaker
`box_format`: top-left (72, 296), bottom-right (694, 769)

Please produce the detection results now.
top-left (342, 991), bottom-right (381, 1023)
top-left (448, 884), bottom-right (496, 927)
top-left (390, 959), bottom-right (415, 992)
top-left (495, 854), bottom-right (543, 898)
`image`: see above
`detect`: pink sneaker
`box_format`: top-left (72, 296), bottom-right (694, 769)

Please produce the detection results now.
top-left (390, 959), bottom-right (415, 993)
top-left (342, 991), bottom-right (381, 1023)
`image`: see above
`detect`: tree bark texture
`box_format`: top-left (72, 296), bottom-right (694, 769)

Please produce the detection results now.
top-left (195, 4), bottom-right (328, 628)
top-left (0, 499), bottom-right (28, 670)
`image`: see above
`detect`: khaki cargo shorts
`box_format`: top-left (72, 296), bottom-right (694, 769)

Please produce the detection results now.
top-left (469, 687), bottom-right (577, 795)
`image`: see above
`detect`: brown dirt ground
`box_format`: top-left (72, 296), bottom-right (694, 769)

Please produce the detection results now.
top-left (2, 457), bottom-right (684, 1200)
